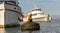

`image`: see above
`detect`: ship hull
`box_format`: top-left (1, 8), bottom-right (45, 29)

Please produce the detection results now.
top-left (23, 17), bottom-right (52, 22)
top-left (32, 17), bottom-right (52, 22)
top-left (0, 2), bottom-right (21, 28)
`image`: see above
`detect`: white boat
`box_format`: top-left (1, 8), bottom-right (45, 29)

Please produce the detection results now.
top-left (0, 0), bottom-right (22, 28)
top-left (23, 7), bottom-right (52, 22)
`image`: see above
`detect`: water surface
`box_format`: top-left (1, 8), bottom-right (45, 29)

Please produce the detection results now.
top-left (0, 18), bottom-right (60, 33)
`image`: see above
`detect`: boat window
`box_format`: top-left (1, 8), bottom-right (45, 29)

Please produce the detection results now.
top-left (32, 9), bottom-right (41, 11)
top-left (6, 2), bottom-right (14, 4)
top-left (0, 9), bottom-right (3, 11)
top-left (32, 14), bottom-right (37, 16)
top-left (37, 9), bottom-right (41, 11)
top-left (14, 7), bottom-right (16, 9)
top-left (5, 1), bottom-right (16, 5)
top-left (37, 13), bottom-right (44, 15)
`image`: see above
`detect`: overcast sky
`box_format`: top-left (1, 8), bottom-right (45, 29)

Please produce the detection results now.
top-left (18, 0), bottom-right (60, 16)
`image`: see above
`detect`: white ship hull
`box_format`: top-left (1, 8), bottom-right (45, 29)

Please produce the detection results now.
top-left (32, 17), bottom-right (52, 22)
top-left (0, 1), bottom-right (21, 28)
top-left (23, 17), bottom-right (52, 22)
top-left (23, 7), bottom-right (52, 22)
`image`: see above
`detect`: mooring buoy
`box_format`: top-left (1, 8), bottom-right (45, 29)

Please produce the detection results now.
top-left (21, 22), bottom-right (40, 31)
top-left (21, 14), bottom-right (40, 33)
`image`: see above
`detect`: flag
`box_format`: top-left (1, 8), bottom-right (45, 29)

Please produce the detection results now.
top-left (21, 13), bottom-right (24, 18)
top-left (18, 13), bottom-right (25, 22)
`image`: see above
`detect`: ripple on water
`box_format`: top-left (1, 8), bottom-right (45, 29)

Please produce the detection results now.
top-left (0, 19), bottom-right (60, 33)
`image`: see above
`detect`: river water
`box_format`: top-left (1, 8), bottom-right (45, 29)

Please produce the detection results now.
top-left (0, 18), bottom-right (60, 33)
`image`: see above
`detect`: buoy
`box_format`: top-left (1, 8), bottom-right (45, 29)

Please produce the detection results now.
top-left (21, 22), bottom-right (40, 31)
top-left (21, 14), bottom-right (40, 33)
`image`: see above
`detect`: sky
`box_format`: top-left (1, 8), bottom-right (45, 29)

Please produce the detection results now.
top-left (18, 0), bottom-right (60, 16)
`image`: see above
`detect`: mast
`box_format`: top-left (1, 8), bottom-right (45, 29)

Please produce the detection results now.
top-left (34, 0), bottom-right (36, 8)
top-left (34, 0), bottom-right (39, 9)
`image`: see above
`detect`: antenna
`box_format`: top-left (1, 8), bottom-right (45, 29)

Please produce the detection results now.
top-left (34, 0), bottom-right (38, 8)
top-left (34, 0), bottom-right (36, 8)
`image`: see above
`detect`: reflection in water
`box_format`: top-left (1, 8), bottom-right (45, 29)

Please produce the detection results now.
top-left (0, 28), bottom-right (5, 33)
top-left (0, 27), bottom-right (40, 33)
top-left (5, 27), bottom-right (20, 33)
top-left (5, 27), bottom-right (40, 33)
top-left (0, 19), bottom-right (60, 33)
